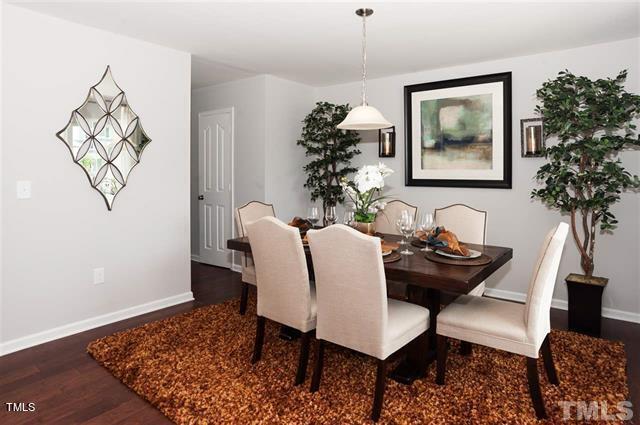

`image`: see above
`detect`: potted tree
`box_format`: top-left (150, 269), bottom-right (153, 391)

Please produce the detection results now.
top-left (532, 70), bottom-right (640, 336)
top-left (298, 102), bottom-right (361, 224)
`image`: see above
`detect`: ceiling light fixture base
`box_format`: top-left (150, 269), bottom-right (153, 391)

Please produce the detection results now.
top-left (355, 8), bottom-right (373, 17)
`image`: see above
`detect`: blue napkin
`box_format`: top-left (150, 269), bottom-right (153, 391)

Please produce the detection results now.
top-left (426, 226), bottom-right (449, 248)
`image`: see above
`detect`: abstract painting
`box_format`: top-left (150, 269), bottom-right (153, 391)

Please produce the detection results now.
top-left (405, 73), bottom-right (512, 188)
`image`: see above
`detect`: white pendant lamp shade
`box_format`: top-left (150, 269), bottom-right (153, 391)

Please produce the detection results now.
top-left (337, 8), bottom-right (392, 131)
top-left (337, 105), bottom-right (392, 130)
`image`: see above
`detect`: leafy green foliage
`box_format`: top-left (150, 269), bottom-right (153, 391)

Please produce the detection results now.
top-left (297, 102), bottom-right (361, 211)
top-left (531, 70), bottom-right (640, 275)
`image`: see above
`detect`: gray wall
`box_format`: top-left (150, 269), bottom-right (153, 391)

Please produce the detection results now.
top-left (265, 76), bottom-right (316, 221)
top-left (191, 76), bottom-right (268, 256)
top-left (190, 75), bottom-right (315, 258)
top-left (315, 37), bottom-right (640, 319)
top-left (2, 5), bottom-right (192, 347)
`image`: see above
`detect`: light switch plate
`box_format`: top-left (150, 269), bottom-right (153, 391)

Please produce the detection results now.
top-left (93, 268), bottom-right (105, 285)
top-left (16, 181), bottom-right (32, 199)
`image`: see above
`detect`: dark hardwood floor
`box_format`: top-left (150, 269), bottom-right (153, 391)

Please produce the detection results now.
top-left (1, 262), bottom-right (638, 424)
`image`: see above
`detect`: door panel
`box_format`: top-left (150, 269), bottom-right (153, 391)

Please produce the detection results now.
top-left (199, 110), bottom-right (232, 267)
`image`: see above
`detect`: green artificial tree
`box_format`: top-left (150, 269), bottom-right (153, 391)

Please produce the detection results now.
top-left (531, 70), bottom-right (640, 277)
top-left (297, 102), bottom-right (361, 216)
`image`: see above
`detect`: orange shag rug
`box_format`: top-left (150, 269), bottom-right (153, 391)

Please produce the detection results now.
top-left (87, 300), bottom-right (628, 424)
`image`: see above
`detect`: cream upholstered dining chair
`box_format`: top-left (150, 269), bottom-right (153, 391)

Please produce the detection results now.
top-left (306, 225), bottom-right (430, 422)
top-left (235, 201), bottom-right (276, 315)
top-left (434, 204), bottom-right (487, 297)
top-left (245, 216), bottom-right (316, 386)
top-left (374, 200), bottom-right (418, 235)
top-left (436, 222), bottom-right (569, 420)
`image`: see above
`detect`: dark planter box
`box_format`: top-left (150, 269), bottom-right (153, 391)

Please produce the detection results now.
top-left (566, 273), bottom-right (608, 337)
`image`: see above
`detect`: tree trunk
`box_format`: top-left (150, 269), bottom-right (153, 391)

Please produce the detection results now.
top-left (570, 209), bottom-right (594, 276)
top-left (581, 256), bottom-right (594, 277)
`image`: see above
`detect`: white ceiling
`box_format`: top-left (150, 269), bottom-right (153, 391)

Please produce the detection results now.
top-left (12, 1), bottom-right (640, 88)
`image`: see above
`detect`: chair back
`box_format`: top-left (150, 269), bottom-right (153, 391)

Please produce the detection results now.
top-left (374, 200), bottom-right (418, 235)
top-left (235, 201), bottom-right (275, 267)
top-left (434, 204), bottom-right (487, 244)
top-left (246, 217), bottom-right (314, 330)
top-left (523, 222), bottom-right (569, 344)
top-left (307, 225), bottom-right (388, 357)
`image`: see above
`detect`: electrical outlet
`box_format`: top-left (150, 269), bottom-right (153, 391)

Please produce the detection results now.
top-left (16, 181), bottom-right (31, 199)
top-left (93, 268), bottom-right (105, 285)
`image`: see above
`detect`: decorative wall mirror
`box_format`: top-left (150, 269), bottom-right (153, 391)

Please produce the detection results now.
top-left (56, 66), bottom-right (151, 210)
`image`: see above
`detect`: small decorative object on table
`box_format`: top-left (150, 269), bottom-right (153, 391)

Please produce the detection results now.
top-left (340, 162), bottom-right (394, 235)
top-left (418, 226), bottom-right (480, 259)
top-left (416, 212), bottom-right (435, 251)
top-left (306, 207), bottom-right (320, 227)
top-left (397, 211), bottom-right (416, 255)
top-left (520, 118), bottom-right (544, 157)
top-left (324, 205), bottom-right (338, 226)
top-left (288, 217), bottom-right (313, 235)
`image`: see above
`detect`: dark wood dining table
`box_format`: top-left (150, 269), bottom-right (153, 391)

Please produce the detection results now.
top-left (227, 233), bottom-right (513, 385)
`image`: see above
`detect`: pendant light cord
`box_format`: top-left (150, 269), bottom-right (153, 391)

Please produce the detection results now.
top-left (361, 12), bottom-right (367, 106)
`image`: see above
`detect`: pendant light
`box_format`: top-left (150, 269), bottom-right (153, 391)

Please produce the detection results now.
top-left (337, 8), bottom-right (392, 131)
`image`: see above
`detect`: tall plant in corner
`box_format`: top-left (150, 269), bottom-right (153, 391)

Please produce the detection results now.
top-left (298, 102), bottom-right (361, 216)
top-left (532, 70), bottom-right (640, 277)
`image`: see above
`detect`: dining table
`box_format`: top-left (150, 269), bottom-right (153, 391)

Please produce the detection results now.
top-left (227, 232), bottom-right (513, 385)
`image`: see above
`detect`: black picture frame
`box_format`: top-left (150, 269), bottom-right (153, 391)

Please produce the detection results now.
top-left (404, 72), bottom-right (512, 189)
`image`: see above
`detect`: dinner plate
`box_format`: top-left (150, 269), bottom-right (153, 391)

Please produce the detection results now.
top-left (382, 249), bottom-right (392, 257)
top-left (435, 249), bottom-right (481, 259)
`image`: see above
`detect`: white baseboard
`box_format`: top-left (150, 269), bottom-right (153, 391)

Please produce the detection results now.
top-left (0, 291), bottom-right (194, 356)
top-left (191, 254), bottom-right (201, 262)
top-left (484, 288), bottom-right (640, 324)
top-left (231, 264), bottom-right (242, 273)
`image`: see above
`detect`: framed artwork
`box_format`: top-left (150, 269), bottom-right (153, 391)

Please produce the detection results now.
top-left (521, 118), bottom-right (544, 157)
top-left (404, 72), bottom-right (512, 188)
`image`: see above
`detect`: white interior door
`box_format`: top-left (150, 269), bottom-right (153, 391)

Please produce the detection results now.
top-left (198, 108), bottom-right (233, 267)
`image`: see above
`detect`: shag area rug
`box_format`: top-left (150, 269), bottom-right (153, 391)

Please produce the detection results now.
top-left (87, 299), bottom-right (628, 424)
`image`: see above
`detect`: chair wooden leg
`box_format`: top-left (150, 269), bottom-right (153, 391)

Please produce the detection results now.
top-left (295, 331), bottom-right (311, 386)
top-left (540, 334), bottom-right (559, 385)
top-left (436, 335), bottom-right (448, 385)
top-left (526, 357), bottom-right (547, 419)
top-left (239, 282), bottom-right (249, 315)
top-left (460, 341), bottom-right (472, 356)
top-left (371, 359), bottom-right (387, 422)
top-left (310, 340), bottom-right (325, 392)
top-left (251, 316), bottom-right (265, 364)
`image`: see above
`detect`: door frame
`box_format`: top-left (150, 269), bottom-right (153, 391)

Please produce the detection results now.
top-left (197, 107), bottom-right (235, 269)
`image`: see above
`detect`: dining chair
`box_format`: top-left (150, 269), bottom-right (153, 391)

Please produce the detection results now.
top-left (306, 225), bottom-right (430, 422)
top-left (245, 216), bottom-right (316, 386)
top-left (435, 222), bottom-right (569, 420)
top-left (434, 203), bottom-right (487, 297)
top-left (235, 201), bottom-right (276, 315)
top-left (374, 200), bottom-right (418, 235)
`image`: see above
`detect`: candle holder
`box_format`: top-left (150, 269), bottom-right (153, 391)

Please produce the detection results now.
top-left (520, 118), bottom-right (544, 157)
top-left (378, 126), bottom-right (396, 157)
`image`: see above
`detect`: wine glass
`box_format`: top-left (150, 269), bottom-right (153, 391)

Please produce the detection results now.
top-left (343, 210), bottom-right (355, 227)
top-left (399, 213), bottom-right (415, 256)
top-left (417, 212), bottom-right (435, 252)
top-left (325, 206), bottom-right (337, 226)
top-left (307, 207), bottom-right (319, 227)
top-left (395, 210), bottom-right (410, 245)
